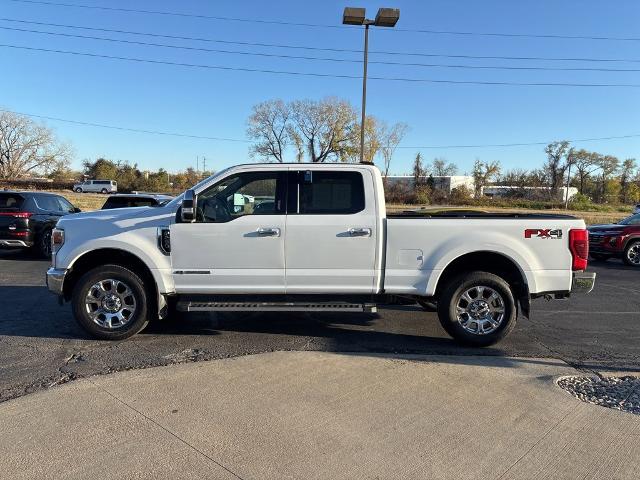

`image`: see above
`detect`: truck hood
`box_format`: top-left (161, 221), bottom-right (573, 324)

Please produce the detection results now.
top-left (56, 205), bottom-right (175, 236)
top-left (587, 224), bottom-right (625, 233)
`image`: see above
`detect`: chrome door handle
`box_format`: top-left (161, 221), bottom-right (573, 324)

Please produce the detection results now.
top-left (257, 227), bottom-right (281, 237)
top-left (348, 227), bottom-right (372, 237)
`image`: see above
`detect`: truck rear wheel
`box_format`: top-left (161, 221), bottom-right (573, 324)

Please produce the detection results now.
top-left (71, 264), bottom-right (150, 340)
top-left (437, 271), bottom-right (516, 347)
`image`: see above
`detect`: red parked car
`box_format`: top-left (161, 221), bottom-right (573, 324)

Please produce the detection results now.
top-left (588, 213), bottom-right (640, 266)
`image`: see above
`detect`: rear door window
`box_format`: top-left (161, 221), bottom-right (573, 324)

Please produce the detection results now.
top-left (34, 195), bottom-right (61, 211)
top-left (0, 193), bottom-right (24, 210)
top-left (294, 171), bottom-right (365, 214)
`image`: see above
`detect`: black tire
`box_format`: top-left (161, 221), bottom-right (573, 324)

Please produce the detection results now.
top-left (101, 188), bottom-right (108, 194)
top-left (37, 228), bottom-right (52, 258)
top-left (437, 271), bottom-right (517, 347)
top-left (590, 253), bottom-right (610, 262)
top-left (71, 264), bottom-right (150, 340)
top-left (622, 240), bottom-right (640, 267)
top-left (75, 187), bottom-right (83, 193)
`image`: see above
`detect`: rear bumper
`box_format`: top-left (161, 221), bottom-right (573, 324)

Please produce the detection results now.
top-left (46, 267), bottom-right (67, 296)
top-left (0, 239), bottom-right (33, 248)
top-left (571, 271), bottom-right (596, 294)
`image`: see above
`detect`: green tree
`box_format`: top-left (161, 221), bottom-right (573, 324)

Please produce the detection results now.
top-left (597, 155), bottom-right (620, 203)
top-left (619, 158), bottom-right (637, 204)
top-left (412, 152), bottom-right (425, 188)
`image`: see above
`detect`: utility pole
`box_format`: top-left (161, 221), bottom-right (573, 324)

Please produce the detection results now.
top-left (202, 156), bottom-right (207, 176)
top-left (343, 7), bottom-right (400, 164)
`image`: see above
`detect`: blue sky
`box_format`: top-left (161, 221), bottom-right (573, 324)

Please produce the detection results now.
top-left (1, 0), bottom-right (639, 175)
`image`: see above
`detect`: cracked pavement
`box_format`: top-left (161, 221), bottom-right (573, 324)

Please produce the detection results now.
top-left (1, 249), bottom-right (639, 403)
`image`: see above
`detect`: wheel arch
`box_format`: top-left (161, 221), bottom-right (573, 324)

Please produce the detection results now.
top-left (62, 248), bottom-right (161, 315)
top-left (433, 251), bottom-right (530, 318)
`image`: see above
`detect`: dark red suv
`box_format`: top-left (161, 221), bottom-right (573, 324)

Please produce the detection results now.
top-left (588, 213), bottom-right (640, 267)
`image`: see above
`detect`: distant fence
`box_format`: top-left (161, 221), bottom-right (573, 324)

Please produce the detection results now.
top-left (0, 178), bottom-right (74, 191)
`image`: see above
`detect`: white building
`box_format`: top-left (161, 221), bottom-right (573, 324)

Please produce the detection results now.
top-left (385, 175), bottom-right (475, 193)
top-left (481, 185), bottom-right (579, 202)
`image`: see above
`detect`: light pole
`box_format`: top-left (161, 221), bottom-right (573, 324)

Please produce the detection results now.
top-left (343, 7), bottom-right (400, 164)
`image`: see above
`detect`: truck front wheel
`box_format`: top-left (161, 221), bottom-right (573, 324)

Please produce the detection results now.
top-left (437, 271), bottom-right (517, 347)
top-left (71, 264), bottom-right (150, 340)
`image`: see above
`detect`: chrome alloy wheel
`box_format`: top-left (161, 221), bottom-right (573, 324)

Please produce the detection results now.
top-left (626, 243), bottom-right (640, 265)
top-left (455, 285), bottom-right (505, 335)
top-left (85, 279), bottom-right (137, 329)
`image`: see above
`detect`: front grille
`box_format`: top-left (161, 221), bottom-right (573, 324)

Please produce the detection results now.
top-left (589, 234), bottom-right (604, 245)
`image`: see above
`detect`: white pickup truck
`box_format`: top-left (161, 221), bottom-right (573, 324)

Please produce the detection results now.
top-left (47, 163), bottom-right (595, 346)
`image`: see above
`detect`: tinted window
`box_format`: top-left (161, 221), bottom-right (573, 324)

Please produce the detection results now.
top-left (0, 193), bottom-right (24, 209)
top-left (56, 196), bottom-right (75, 212)
top-left (196, 171), bottom-right (284, 223)
top-left (620, 214), bottom-right (640, 225)
top-left (95, 180), bottom-right (112, 185)
top-left (297, 171), bottom-right (365, 214)
top-left (34, 195), bottom-right (62, 211)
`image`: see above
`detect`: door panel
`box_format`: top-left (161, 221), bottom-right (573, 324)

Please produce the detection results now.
top-left (171, 215), bottom-right (285, 293)
top-left (171, 170), bottom-right (286, 293)
top-left (285, 169), bottom-right (378, 294)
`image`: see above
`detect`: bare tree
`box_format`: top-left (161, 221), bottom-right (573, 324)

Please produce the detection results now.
top-left (379, 122), bottom-right (408, 177)
top-left (472, 159), bottom-right (501, 197)
top-left (544, 141), bottom-right (571, 198)
top-left (247, 99), bottom-right (290, 162)
top-left (430, 157), bottom-right (458, 176)
top-left (572, 149), bottom-right (600, 194)
top-left (289, 97), bottom-right (357, 163)
top-left (0, 111), bottom-right (71, 179)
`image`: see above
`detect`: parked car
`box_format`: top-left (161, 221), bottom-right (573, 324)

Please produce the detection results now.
top-left (73, 180), bottom-right (117, 194)
top-left (588, 213), bottom-right (640, 266)
top-left (633, 204), bottom-right (640, 214)
top-left (101, 193), bottom-right (173, 210)
top-left (47, 163), bottom-right (595, 344)
top-left (0, 191), bottom-right (80, 257)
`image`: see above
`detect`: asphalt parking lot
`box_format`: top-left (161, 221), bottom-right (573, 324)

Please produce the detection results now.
top-left (1, 249), bottom-right (638, 403)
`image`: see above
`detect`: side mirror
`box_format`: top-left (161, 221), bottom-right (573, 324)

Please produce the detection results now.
top-left (181, 189), bottom-right (197, 223)
top-left (73, 207), bottom-right (81, 213)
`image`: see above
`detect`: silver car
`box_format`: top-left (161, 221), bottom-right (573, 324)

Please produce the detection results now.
top-left (73, 180), bottom-right (118, 194)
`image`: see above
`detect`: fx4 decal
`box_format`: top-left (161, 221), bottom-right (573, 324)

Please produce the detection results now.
top-left (524, 228), bottom-right (563, 239)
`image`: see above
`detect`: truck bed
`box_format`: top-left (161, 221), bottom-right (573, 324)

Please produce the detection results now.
top-left (388, 210), bottom-right (577, 219)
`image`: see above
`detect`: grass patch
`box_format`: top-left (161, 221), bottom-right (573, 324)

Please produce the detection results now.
top-left (55, 191), bottom-right (107, 211)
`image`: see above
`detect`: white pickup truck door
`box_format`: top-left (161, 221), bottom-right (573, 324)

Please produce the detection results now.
top-left (285, 169), bottom-right (379, 294)
top-left (170, 170), bottom-right (287, 293)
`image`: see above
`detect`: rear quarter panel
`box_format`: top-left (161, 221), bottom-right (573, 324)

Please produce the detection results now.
top-left (384, 217), bottom-right (586, 295)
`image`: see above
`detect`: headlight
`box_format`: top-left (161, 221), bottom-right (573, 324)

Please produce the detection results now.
top-left (51, 228), bottom-right (65, 253)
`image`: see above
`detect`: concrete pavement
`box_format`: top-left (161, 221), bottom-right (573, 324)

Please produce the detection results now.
top-left (1, 351), bottom-right (638, 480)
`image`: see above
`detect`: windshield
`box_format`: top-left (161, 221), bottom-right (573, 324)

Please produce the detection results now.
top-left (619, 214), bottom-right (640, 225)
top-left (165, 167), bottom-right (232, 209)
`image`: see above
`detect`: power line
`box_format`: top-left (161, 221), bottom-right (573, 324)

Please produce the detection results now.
top-left (4, 25), bottom-right (640, 73)
top-left (1, 109), bottom-right (251, 142)
top-left (5, 0), bottom-right (342, 29)
top-left (4, 43), bottom-right (640, 87)
top-left (398, 135), bottom-right (640, 150)
top-left (3, 17), bottom-right (640, 64)
top-left (6, 0), bottom-right (640, 42)
top-left (3, 109), bottom-right (640, 150)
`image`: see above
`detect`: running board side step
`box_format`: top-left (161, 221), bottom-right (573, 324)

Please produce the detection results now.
top-left (176, 301), bottom-right (377, 313)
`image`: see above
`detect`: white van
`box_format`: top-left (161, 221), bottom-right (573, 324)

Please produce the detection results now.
top-left (73, 180), bottom-right (118, 194)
